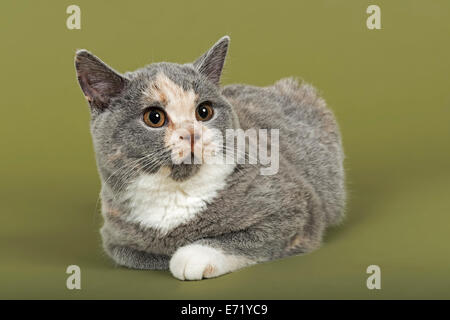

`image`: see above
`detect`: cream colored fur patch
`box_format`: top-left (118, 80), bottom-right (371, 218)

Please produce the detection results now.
top-left (143, 72), bottom-right (198, 124)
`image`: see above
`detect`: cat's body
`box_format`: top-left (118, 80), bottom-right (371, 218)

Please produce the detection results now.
top-left (76, 36), bottom-right (345, 280)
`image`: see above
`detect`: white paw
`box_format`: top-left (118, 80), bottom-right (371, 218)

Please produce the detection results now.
top-left (169, 244), bottom-right (251, 281)
top-left (169, 244), bottom-right (223, 280)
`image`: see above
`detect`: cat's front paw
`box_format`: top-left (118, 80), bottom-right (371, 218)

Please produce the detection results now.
top-left (169, 244), bottom-right (224, 280)
top-left (170, 244), bottom-right (252, 281)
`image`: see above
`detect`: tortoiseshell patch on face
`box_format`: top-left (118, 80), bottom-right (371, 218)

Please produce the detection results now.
top-left (143, 73), bottom-right (219, 165)
top-left (143, 73), bottom-right (197, 123)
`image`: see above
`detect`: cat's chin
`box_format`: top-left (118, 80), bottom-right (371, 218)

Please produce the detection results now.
top-left (169, 163), bottom-right (201, 182)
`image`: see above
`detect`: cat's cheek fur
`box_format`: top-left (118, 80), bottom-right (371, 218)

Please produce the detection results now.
top-left (169, 244), bottom-right (254, 280)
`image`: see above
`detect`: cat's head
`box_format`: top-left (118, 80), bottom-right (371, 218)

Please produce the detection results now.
top-left (75, 36), bottom-right (238, 183)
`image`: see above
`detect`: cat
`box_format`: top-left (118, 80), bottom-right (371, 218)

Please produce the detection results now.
top-left (75, 36), bottom-right (345, 280)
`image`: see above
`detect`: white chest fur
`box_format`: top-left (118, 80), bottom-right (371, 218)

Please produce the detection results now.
top-left (122, 164), bottom-right (234, 234)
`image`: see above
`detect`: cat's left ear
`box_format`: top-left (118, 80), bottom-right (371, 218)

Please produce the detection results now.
top-left (75, 50), bottom-right (128, 111)
top-left (193, 36), bottom-right (230, 86)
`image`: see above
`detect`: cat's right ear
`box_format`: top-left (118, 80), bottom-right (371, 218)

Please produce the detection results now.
top-left (75, 50), bottom-right (128, 111)
top-left (193, 36), bottom-right (230, 86)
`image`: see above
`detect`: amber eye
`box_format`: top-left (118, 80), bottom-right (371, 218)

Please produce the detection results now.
top-left (143, 107), bottom-right (166, 128)
top-left (195, 102), bottom-right (214, 121)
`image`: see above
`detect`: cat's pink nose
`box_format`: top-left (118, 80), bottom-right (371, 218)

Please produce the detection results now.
top-left (179, 133), bottom-right (201, 153)
top-left (178, 133), bottom-right (201, 142)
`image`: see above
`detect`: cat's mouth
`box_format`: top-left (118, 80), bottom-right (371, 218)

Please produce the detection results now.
top-left (168, 151), bottom-right (200, 181)
top-left (169, 162), bottom-right (201, 181)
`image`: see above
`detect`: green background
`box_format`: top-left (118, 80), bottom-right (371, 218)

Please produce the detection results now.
top-left (1, 0), bottom-right (449, 299)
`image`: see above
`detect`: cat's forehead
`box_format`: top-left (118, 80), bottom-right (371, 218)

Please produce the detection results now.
top-left (137, 62), bottom-right (197, 88)
top-left (142, 72), bottom-right (198, 123)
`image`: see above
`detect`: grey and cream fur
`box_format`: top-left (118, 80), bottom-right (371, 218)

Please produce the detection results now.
top-left (75, 36), bottom-right (345, 280)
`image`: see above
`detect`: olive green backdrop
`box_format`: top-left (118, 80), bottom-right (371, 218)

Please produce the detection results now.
top-left (1, 0), bottom-right (449, 299)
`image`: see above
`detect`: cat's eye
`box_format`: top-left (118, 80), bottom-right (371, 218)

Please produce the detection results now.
top-left (195, 102), bottom-right (214, 121)
top-left (143, 107), bottom-right (166, 128)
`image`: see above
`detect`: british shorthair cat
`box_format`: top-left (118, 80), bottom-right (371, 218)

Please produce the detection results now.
top-left (75, 36), bottom-right (345, 280)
